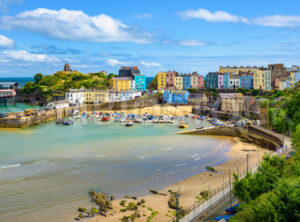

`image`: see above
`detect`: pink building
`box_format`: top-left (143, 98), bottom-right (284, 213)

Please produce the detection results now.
top-left (166, 71), bottom-right (176, 90)
top-left (218, 74), bottom-right (224, 89)
top-left (197, 75), bottom-right (204, 90)
top-left (274, 78), bottom-right (280, 89)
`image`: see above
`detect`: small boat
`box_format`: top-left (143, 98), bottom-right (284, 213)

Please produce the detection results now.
top-left (125, 120), bottom-right (134, 127)
top-left (74, 115), bottom-right (80, 119)
top-left (225, 203), bottom-right (240, 214)
top-left (178, 121), bottom-right (189, 128)
top-left (101, 116), bottom-right (110, 121)
top-left (62, 119), bottom-right (73, 125)
top-left (214, 214), bottom-right (234, 221)
top-left (56, 119), bottom-right (63, 124)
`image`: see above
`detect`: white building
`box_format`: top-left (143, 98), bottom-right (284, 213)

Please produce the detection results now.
top-left (229, 76), bottom-right (240, 89)
top-left (47, 100), bottom-right (69, 109)
top-left (65, 90), bottom-right (84, 105)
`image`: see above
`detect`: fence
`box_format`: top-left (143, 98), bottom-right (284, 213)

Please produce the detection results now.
top-left (169, 164), bottom-right (259, 222)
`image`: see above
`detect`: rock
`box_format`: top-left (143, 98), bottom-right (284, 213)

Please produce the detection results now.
top-left (119, 200), bottom-right (126, 206)
top-left (78, 213), bottom-right (84, 219)
top-left (89, 190), bottom-right (112, 210)
top-left (74, 217), bottom-right (80, 221)
top-left (99, 211), bottom-right (106, 217)
top-left (127, 202), bottom-right (137, 211)
top-left (77, 207), bottom-right (86, 212)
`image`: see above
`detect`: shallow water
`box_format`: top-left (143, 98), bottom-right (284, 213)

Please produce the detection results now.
top-left (0, 119), bottom-right (234, 222)
top-left (0, 103), bottom-right (40, 113)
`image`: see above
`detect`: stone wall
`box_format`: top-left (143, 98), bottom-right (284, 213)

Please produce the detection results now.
top-left (78, 95), bottom-right (160, 112)
top-left (0, 107), bottom-right (72, 128)
top-left (179, 126), bottom-right (282, 150)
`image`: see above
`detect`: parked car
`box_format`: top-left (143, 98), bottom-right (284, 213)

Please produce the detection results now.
top-left (0, 113), bottom-right (8, 118)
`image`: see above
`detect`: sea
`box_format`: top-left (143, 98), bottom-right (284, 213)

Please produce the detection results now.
top-left (0, 119), bottom-right (234, 222)
top-left (0, 77), bottom-right (33, 88)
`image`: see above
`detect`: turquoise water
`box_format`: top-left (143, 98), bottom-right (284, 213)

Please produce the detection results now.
top-left (0, 103), bottom-right (40, 113)
top-left (0, 119), bottom-right (234, 222)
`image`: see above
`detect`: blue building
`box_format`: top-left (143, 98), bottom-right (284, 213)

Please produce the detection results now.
top-left (145, 77), bottom-right (155, 89)
top-left (182, 74), bottom-right (191, 90)
top-left (223, 73), bottom-right (230, 89)
top-left (205, 72), bottom-right (219, 89)
top-left (163, 90), bottom-right (189, 104)
top-left (134, 75), bottom-right (146, 91)
top-left (240, 75), bottom-right (253, 89)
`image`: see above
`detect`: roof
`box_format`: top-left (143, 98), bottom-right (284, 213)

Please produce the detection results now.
top-left (219, 93), bottom-right (244, 99)
top-left (111, 77), bottom-right (134, 81)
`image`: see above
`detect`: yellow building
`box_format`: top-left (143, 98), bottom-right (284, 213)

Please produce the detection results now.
top-left (84, 90), bottom-right (108, 104)
top-left (157, 72), bottom-right (166, 91)
top-left (290, 72), bottom-right (295, 85)
top-left (175, 76), bottom-right (183, 90)
top-left (219, 66), bottom-right (260, 75)
top-left (253, 70), bottom-right (271, 91)
top-left (110, 77), bottom-right (135, 91)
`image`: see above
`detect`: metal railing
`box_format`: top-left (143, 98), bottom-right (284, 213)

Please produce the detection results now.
top-left (169, 164), bottom-right (258, 222)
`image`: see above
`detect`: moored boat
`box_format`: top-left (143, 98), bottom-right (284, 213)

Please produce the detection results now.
top-left (125, 120), bottom-right (134, 127)
top-left (101, 116), bottom-right (110, 121)
top-left (178, 121), bottom-right (189, 128)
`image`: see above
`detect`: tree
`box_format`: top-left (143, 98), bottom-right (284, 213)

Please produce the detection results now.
top-left (34, 73), bottom-right (43, 83)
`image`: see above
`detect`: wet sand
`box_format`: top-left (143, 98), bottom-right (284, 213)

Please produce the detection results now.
top-left (88, 137), bottom-right (271, 222)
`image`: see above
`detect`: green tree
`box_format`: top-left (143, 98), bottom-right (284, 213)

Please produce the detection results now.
top-left (34, 73), bottom-right (43, 83)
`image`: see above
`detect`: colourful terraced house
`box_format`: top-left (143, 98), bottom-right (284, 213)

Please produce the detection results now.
top-left (134, 75), bottom-right (146, 91)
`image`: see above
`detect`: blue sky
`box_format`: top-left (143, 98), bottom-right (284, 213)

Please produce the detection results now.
top-left (0, 0), bottom-right (300, 77)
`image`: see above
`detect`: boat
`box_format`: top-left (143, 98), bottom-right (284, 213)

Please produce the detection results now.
top-left (125, 120), bottom-right (134, 127)
top-left (74, 115), bottom-right (80, 119)
top-left (214, 214), bottom-right (234, 221)
top-left (62, 119), bottom-right (73, 125)
top-left (56, 119), bottom-right (63, 124)
top-left (225, 203), bottom-right (241, 214)
top-left (178, 121), bottom-right (189, 128)
top-left (101, 116), bottom-right (110, 121)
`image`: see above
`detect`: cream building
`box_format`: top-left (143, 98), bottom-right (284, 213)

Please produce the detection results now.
top-left (174, 76), bottom-right (183, 90)
top-left (219, 93), bottom-right (244, 113)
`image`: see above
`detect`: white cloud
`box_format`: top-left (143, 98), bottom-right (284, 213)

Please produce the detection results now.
top-left (0, 8), bottom-right (152, 44)
top-left (179, 40), bottom-right (207, 46)
top-left (134, 13), bottom-right (152, 19)
top-left (2, 50), bottom-right (58, 62)
top-left (107, 59), bottom-right (125, 66)
top-left (140, 61), bottom-right (162, 67)
top-left (178, 8), bottom-right (300, 28)
top-left (0, 34), bottom-right (14, 48)
top-left (178, 8), bottom-right (249, 23)
top-left (253, 15), bottom-right (300, 27)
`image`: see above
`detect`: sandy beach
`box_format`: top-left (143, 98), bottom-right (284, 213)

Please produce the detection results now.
top-left (87, 136), bottom-right (271, 222)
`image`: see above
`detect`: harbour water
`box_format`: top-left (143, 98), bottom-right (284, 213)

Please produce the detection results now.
top-left (0, 119), bottom-right (234, 222)
top-left (0, 102), bottom-right (40, 113)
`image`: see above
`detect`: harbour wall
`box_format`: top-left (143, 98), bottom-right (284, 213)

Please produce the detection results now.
top-left (0, 107), bottom-right (72, 128)
top-left (78, 95), bottom-right (160, 111)
top-left (178, 125), bottom-right (282, 150)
